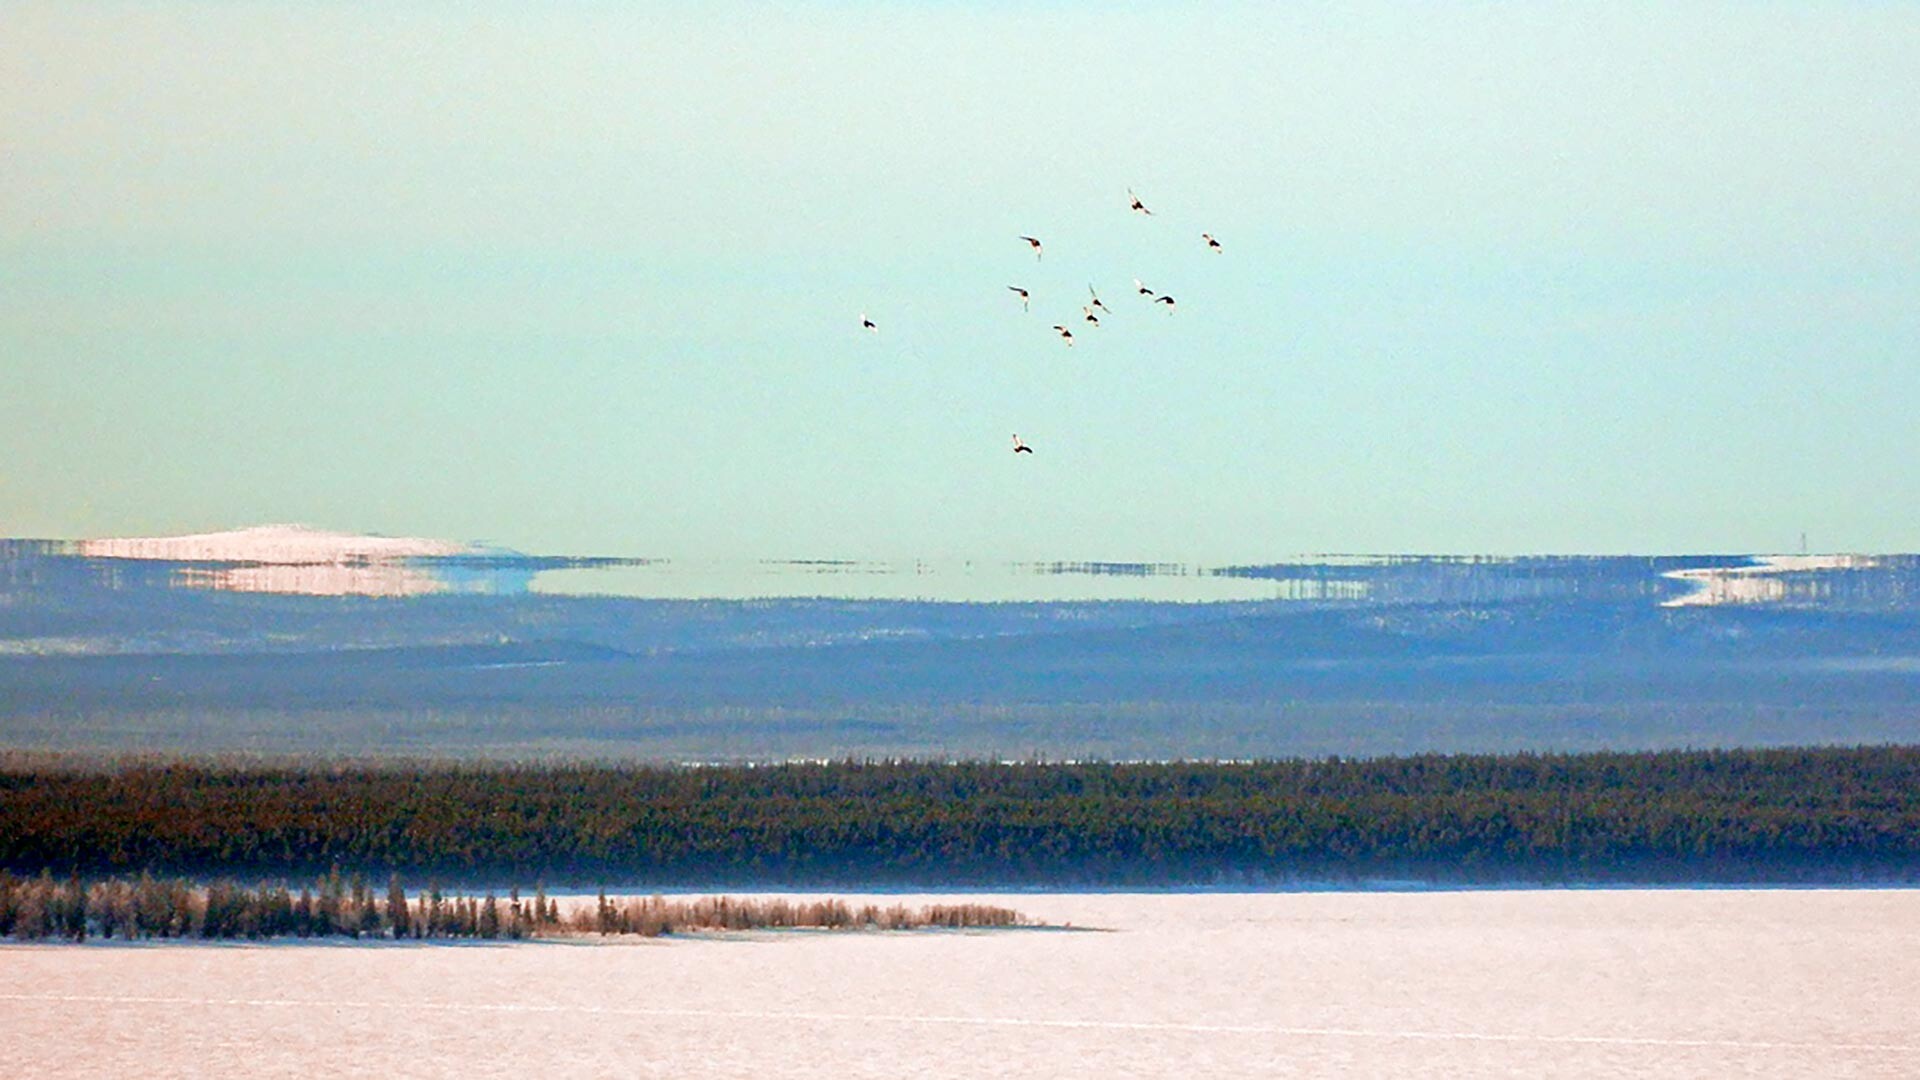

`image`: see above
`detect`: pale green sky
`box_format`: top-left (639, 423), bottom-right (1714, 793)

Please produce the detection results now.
top-left (3, 2), bottom-right (1917, 561)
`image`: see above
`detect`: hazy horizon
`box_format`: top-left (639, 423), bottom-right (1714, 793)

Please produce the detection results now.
top-left (3, 521), bottom-right (1890, 565)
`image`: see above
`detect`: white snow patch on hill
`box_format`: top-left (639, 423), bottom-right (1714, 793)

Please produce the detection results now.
top-left (78, 525), bottom-right (471, 564)
top-left (1661, 555), bottom-right (1878, 607)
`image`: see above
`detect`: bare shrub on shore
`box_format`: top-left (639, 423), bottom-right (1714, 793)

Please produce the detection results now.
top-left (571, 892), bottom-right (1027, 937)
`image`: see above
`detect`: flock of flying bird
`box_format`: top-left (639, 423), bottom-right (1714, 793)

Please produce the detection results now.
top-left (860, 189), bottom-right (1223, 456)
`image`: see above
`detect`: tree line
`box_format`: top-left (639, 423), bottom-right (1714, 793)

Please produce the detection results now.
top-left (3, 746), bottom-right (1918, 886)
top-left (0, 868), bottom-right (1026, 942)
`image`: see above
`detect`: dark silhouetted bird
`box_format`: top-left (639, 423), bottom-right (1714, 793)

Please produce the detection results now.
top-left (1051, 325), bottom-right (1075, 346)
top-left (1007, 285), bottom-right (1030, 311)
top-left (1019, 236), bottom-right (1043, 260)
top-left (1128, 189), bottom-right (1153, 216)
top-left (1203, 233), bottom-right (1222, 252)
top-left (861, 313), bottom-right (877, 333)
top-left (1012, 434), bottom-right (1033, 454)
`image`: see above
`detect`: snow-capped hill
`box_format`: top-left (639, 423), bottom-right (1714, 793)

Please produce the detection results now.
top-left (78, 525), bottom-right (472, 564)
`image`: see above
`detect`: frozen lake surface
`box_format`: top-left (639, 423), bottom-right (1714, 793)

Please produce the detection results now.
top-left (4, 889), bottom-right (1917, 1078)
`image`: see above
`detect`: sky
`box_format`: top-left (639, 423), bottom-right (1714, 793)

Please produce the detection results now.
top-left (3, 2), bottom-right (1918, 562)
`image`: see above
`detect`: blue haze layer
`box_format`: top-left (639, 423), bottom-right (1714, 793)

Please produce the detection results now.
top-left (3, 542), bottom-right (1917, 759)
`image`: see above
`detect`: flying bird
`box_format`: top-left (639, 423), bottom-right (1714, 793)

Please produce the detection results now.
top-left (860, 313), bottom-right (877, 333)
top-left (1087, 284), bottom-right (1110, 313)
top-left (1007, 285), bottom-right (1030, 311)
top-left (1019, 235), bottom-right (1043, 260)
top-left (1051, 325), bottom-right (1075, 346)
top-left (1127, 189), bottom-right (1153, 216)
top-left (1153, 295), bottom-right (1177, 313)
top-left (1082, 306), bottom-right (1100, 327)
top-left (1133, 278), bottom-right (1155, 298)
top-left (1202, 233), bottom-right (1223, 252)
top-left (1012, 434), bottom-right (1033, 454)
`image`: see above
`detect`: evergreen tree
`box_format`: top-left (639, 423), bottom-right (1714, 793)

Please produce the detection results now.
top-left (386, 874), bottom-right (410, 939)
top-left (0, 870), bottom-right (16, 938)
top-left (318, 868), bottom-right (345, 936)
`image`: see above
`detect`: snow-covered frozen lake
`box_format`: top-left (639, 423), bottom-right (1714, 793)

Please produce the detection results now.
top-left (4, 889), bottom-right (1917, 1078)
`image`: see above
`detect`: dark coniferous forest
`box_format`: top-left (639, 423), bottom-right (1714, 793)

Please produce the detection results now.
top-left (4, 746), bottom-right (1918, 887)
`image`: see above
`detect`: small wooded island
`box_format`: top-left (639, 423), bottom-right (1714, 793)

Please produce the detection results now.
top-left (0, 875), bottom-right (1030, 942)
